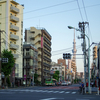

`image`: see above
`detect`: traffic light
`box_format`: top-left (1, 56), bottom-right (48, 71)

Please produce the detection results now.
top-left (63, 53), bottom-right (71, 59)
top-left (93, 46), bottom-right (97, 60)
top-left (2, 58), bottom-right (8, 63)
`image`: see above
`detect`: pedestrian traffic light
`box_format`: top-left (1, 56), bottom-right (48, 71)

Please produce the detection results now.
top-left (93, 46), bottom-right (97, 60)
top-left (63, 53), bottom-right (71, 59)
top-left (2, 58), bottom-right (8, 63)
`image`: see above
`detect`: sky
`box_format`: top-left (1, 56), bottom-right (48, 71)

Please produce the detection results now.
top-left (15, 0), bottom-right (100, 72)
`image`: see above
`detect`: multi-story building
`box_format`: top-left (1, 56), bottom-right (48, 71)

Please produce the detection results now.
top-left (58, 58), bottom-right (67, 81)
top-left (25, 27), bottom-right (52, 84)
top-left (23, 42), bottom-right (38, 86)
top-left (51, 62), bottom-right (62, 82)
top-left (0, 0), bottom-right (24, 85)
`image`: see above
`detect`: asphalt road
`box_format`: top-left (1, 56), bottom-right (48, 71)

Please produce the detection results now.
top-left (0, 84), bottom-right (100, 100)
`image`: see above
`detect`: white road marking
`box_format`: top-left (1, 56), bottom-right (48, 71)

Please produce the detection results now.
top-left (65, 92), bottom-right (70, 94)
top-left (59, 91), bottom-right (65, 93)
top-left (53, 91), bottom-right (59, 93)
top-left (72, 92), bottom-right (76, 94)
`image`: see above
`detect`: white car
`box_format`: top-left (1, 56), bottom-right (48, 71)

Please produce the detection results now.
top-left (61, 81), bottom-right (68, 86)
top-left (68, 81), bottom-right (71, 85)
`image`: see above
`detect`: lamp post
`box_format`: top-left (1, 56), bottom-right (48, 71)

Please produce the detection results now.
top-left (68, 26), bottom-right (91, 94)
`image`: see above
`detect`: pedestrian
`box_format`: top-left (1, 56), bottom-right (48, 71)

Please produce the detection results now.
top-left (81, 82), bottom-right (85, 94)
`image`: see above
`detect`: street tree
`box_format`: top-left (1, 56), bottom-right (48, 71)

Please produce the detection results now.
top-left (53, 70), bottom-right (59, 81)
top-left (1, 49), bottom-right (15, 86)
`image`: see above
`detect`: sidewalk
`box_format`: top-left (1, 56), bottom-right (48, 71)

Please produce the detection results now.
top-left (86, 87), bottom-right (100, 94)
top-left (0, 85), bottom-right (35, 90)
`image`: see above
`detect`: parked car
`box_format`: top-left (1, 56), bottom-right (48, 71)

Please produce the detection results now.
top-left (61, 81), bottom-right (68, 86)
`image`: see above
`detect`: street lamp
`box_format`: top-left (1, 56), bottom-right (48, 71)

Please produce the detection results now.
top-left (68, 26), bottom-right (91, 94)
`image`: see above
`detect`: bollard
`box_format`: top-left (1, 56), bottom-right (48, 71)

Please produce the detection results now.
top-left (85, 86), bottom-right (86, 94)
top-left (97, 87), bottom-right (99, 95)
top-left (90, 87), bottom-right (91, 94)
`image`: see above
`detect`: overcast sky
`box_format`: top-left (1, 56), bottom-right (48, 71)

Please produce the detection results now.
top-left (16, 0), bottom-right (100, 72)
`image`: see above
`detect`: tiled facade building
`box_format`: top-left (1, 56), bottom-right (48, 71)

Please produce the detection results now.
top-left (25, 27), bottom-right (52, 84)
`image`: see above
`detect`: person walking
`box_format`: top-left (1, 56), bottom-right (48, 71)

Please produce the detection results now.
top-left (81, 82), bottom-right (85, 94)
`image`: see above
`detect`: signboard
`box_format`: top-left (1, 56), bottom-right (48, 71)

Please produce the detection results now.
top-left (24, 75), bottom-right (26, 80)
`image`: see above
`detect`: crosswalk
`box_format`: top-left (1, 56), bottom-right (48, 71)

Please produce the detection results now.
top-left (0, 89), bottom-right (78, 94)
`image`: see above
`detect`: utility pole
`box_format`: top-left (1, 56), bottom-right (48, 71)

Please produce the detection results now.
top-left (0, 31), bottom-right (1, 88)
top-left (78, 22), bottom-right (87, 93)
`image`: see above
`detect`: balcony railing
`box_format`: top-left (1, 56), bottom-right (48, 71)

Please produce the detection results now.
top-left (10, 34), bottom-right (19, 40)
top-left (44, 42), bottom-right (51, 51)
top-left (10, 24), bottom-right (19, 31)
top-left (44, 36), bottom-right (51, 45)
top-left (12, 54), bottom-right (19, 58)
top-left (10, 43), bottom-right (19, 50)
top-left (10, 15), bottom-right (19, 22)
top-left (44, 49), bottom-right (51, 56)
top-left (43, 62), bottom-right (51, 67)
top-left (44, 69), bottom-right (50, 73)
top-left (37, 71), bottom-right (41, 75)
top-left (10, 6), bottom-right (19, 13)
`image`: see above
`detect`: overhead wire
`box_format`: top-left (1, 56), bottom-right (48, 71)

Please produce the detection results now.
top-left (0, 0), bottom-right (77, 20)
top-left (76, 0), bottom-right (84, 21)
top-left (0, 3), bottom-right (100, 25)
top-left (81, 0), bottom-right (93, 43)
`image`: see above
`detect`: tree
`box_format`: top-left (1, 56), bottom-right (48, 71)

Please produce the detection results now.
top-left (53, 71), bottom-right (59, 81)
top-left (1, 49), bottom-right (15, 86)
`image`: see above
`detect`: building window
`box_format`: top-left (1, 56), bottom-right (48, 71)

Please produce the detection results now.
top-left (26, 48), bottom-right (29, 51)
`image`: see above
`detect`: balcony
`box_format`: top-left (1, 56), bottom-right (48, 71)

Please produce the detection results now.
top-left (38, 51), bottom-right (41, 55)
top-left (13, 54), bottom-right (19, 58)
top-left (23, 55), bottom-right (33, 59)
top-left (44, 36), bottom-right (51, 45)
top-left (10, 15), bottom-right (19, 22)
top-left (37, 71), bottom-right (41, 75)
top-left (38, 58), bottom-right (41, 62)
top-left (30, 36), bottom-right (34, 40)
top-left (44, 69), bottom-right (50, 73)
top-left (23, 65), bottom-right (33, 69)
top-left (34, 37), bottom-right (41, 44)
top-left (44, 42), bottom-right (51, 51)
top-left (10, 34), bottom-right (19, 40)
top-left (43, 62), bottom-right (51, 68)
top-left (10, 43), bottom-right (19, 50)
top-left (44, 49), bottom-right (51, 56)
top-left (43, 56), bottom-right (51, 62)
top-left (10, 6), bottom-right (19, 13)
top-left (10, 24), bottom-right (19, 31)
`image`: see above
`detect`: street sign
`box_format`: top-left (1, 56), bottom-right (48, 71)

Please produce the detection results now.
top-left (2, 58), bottom-right (8, 63)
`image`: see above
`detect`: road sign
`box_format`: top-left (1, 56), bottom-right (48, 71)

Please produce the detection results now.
top-left (2, 58), bottom-right (8, 63)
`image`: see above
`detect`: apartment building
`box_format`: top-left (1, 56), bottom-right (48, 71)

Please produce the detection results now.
top-left (25, 27), bottom-right (52, 84)
top-left (0, 0), bottom-right (24, 85)
top-left (23, 42), bottom-right (38, 86)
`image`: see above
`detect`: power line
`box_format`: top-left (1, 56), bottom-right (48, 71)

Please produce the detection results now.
top-left (76, 0), bottom-right (84, 21)
top-left (82, 0), bottom-right (88, 21)
top-left (82, 0), bottom-right (93, 43)
top-left (0, 3), bottom-right (100, 25)
top-left (52, 46), bottom-right (82, 56)
top-left (52, 45), bottom-right (81, 53)
top-left (0, 0), bottom-right (77, 20)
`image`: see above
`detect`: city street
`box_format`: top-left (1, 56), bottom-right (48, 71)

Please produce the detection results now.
top-left (0, 84), bottom-right (100, 100)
